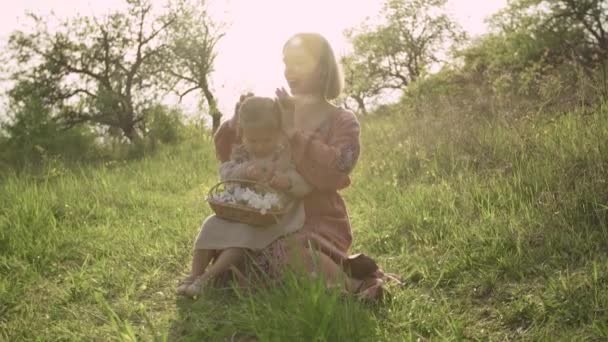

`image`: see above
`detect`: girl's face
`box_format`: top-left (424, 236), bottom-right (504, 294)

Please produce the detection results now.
top-left (283, 39), bottom-right (322, 95)
top-left (242, 126), bottom-right (279, 158)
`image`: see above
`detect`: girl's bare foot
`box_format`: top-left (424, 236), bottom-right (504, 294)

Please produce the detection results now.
top-left (176, 275), bottom-right (197, 296)
top-left (183, 274), bottom-right (210, 298)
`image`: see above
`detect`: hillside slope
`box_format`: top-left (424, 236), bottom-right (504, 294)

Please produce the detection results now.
top-left (1, 106), bottom-right (607, 340)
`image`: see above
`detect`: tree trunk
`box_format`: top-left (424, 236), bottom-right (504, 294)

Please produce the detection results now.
top-left (211, 114), bottom-right (221, 133)
top-left (122, 122), bottom-right (141, 143)
top-left (200, 78), bottom-right (223, 133)
top-left (353, 95), bottom-right (368, 115)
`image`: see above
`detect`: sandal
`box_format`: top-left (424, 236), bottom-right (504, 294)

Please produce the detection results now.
top-left (343, 253), bottom-right (379, 279)
top-left (354, 278), bottom-right (388, 303)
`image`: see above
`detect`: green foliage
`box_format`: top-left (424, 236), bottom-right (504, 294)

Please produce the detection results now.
top-left (164, 0), bottom-right (225, 132)
top-left (4, 0), bottom-right (222, 142)
top-left (1, 98), bottom-right (607, 339)
top-left (395, 0), bottom-right (608, 121)
top-left (174, 274), bottom-right (379, 341)
top-left (2, 0), bottom-right (608, 340)
top-left (343, 0), bottom-right (607, 118)
top-left (342, 0), bottom-right (465, 113)
top-left (233, 274), bottom-right (378, 341)
top-left (0, 80), bottom-right (99, 169)
top-left (4, 0), bottom-right (171, 142)
top-left (448, 0), bottom-right (608, 117)
top-left (143, 104), bottom-right (185, 145)
top-left (489, 0), bottom-right (608, 68)
top-left (339, 55), bottom-right (380, 115)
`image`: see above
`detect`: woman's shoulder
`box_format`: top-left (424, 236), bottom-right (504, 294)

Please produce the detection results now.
top-left (334, 105), bottom-right (356, 117)
top-left (330, 106), bottom-right (360, 131)
top-left (214, 117), bottom-right (241, 162)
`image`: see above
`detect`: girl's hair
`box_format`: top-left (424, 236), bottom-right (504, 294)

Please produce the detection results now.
top-left (283, 32), bottom-right (344, 100)
top-left (237, 96), bottom-right (281, 132)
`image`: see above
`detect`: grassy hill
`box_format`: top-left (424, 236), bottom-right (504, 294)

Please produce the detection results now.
top-left (1, 103), bottom-right (608, 340)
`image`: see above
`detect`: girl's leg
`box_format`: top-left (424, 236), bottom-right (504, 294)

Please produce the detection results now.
top-left (184, 248), bottom-right (245, 297)
top-left (191, 249), bottom-right (215, 278)
top-left (200, 247), bottom-right (245, 281)
top-left (176, 249), bottom-right (215, 295)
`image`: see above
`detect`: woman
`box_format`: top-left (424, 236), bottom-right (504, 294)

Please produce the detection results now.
top-left (187, 32), bottom-right (389, 300)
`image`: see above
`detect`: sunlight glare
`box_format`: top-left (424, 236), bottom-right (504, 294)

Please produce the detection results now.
top-left (0, 0), bottom-right (506, 120)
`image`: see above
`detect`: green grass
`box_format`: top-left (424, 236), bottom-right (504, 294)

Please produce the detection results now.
top-left (1, 103), bottom-right (608, 340)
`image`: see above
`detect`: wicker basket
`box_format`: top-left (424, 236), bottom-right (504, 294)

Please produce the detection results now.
top-left (206, 179), bottom-right (288, 226)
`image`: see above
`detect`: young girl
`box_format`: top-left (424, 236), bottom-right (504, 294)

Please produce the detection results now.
top-left (177, 96), bottom-right (312, 297)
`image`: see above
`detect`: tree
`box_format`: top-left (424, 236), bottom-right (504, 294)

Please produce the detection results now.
top-left (340, 54), bottom-right (383, 115)
top-left (490, 0), bottom-right (608, 69)
top-left (163, 0), bottom-right (225, 132)
top-left (1, 79), bottom-right (97, 167)
top-left (6, 0), bottom-right (174, 143)
top-left (342, 0), bottom-right (464, 111)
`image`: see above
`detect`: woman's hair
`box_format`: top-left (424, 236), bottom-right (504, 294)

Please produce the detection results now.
top-left (283, 32), bottom-right (344, 100)
top-left (237, 96), bottom-right (281, 132)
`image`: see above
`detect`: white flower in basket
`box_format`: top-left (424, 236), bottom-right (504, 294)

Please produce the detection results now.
top-left (207, 179), bottom-right (289, 226)
top-left (210, 181), bottom-right (283, 214)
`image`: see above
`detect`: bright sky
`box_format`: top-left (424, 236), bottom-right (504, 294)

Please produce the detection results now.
top-left (0, 0), bottom-right (506, 120)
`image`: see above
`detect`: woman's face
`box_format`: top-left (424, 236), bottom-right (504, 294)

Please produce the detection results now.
top-left (282, 39), bottom-right (322, 95)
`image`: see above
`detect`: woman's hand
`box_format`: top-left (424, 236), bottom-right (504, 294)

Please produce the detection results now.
top-left (275, 87), bottom-right (296, 139)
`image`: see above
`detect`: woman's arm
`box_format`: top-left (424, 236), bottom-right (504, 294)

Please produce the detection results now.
top-left (268, 148), bottom-right (313, 198)
top-left (213, 93), bottom-right (253, 162)
top-left (214, 119), bottom-right (238, 163)
top-left (289, 110), bottom-right (361, 191)
top-left (284, 168), bottom-right (313, 198)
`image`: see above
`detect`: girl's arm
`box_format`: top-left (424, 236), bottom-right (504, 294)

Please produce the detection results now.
top-left (219, 160), bottom-right (249, 181)
top-left (271, 145), bottom-right (312, 198)
top-left (288, 110), bottom-right (360, 191)
top-left (218, 145), bottom-right (250, 180)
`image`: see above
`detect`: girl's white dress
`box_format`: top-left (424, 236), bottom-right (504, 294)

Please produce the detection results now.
top-left (194, 144), bottom-right (311, 251)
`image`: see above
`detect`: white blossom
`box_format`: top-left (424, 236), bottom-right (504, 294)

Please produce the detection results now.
top-left (211, 184), bottom-right (281, 213)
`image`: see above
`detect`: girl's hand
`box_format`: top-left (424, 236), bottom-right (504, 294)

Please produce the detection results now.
top-left (270, 173), bottom-right (291, 190)
top-left (275, 87), bottom-right (296, 139)
top-left (245, 163), bottom-right (272, 182)
top-left (245, 164), bottom-right (262, 181)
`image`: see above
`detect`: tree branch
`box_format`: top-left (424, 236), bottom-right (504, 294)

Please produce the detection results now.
top-left (57, 88), bottom-right (97, 100)
top-left (178, 86), bottom-right (199, 101)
